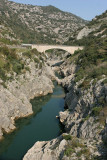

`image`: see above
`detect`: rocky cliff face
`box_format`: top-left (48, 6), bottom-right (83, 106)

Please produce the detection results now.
top-left (0, 0), bottom-right (87, 44)
top-left (23, 58), bottom-right (107, 160)
top-left (0, 47), bottom-right (55, 140)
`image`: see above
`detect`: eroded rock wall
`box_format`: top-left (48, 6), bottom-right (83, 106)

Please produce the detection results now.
top-left (23, 60), bottom-right (107, 160)
top-left (0, 60), bottom-right (55, 140)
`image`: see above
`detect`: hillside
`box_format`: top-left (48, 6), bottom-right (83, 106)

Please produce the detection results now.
top-left (63, 10), bottom-right (107, 85)
top-left (0, 23), bottom-right (20, 46)
top-left (64, 10), bottom-right (107, 45)
top-left (0, 0), bottom-right (87, 44)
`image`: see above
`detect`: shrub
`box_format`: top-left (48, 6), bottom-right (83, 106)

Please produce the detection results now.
top-left (25, 66), bottom-right (30, 72)
top-left (102, 79), bottom-right (107, 84)
top-left (23, 51), bottom-right (32, 58)
top-left (71, 139), bottom-right (84, 148)
top-left (0, 46), bottom-right (26, 84)
top-left (77, 148), bottom-right (90, 158)
top-left (13, 63), bottom-right (24, 74)
top-left (64, 137), bottom-right (85, 157)
top-left (78, 80), bottom-right (90, 89)
top-left (75, 69), bottom-right (85, 82)
top-left (64, 146), bottom-right (74, 157)
top-left (98, 96), bottom-right (106, 106)
top-left (92, 107), bottom-right (102, 116)
top-left (39, 62), bottom-right (42, 69)
top-left (63, 134), bottom-right (72, 140)
top-left (34, 57), bottom-right (40, 63)
top-left (82, 115), bottom-right (90, 122)
top-left (88, 66), bottom-right (107, 79)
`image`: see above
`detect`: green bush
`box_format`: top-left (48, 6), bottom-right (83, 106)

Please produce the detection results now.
top-left (102, 79), bottom-right (107, 84)
top-left (82, 115), bottom-right (90, 122)
top-left (64, 147), bottom-right (74, 157)
top-left (25, 66), bottom-right (30, 72)
top-left (63, 134), bottom-right (72, 140)
top-left (39, 62), bottom-right (42, 69)
top-left (78, 80), bottom-right (90, 89)
top-left (92, 107), bottom-right (102, 116)
top-left (98, 96), bottom-right (106, 106)
top-left (23, 51), bottom-right (32, 58)
top-left (13, 62), bottom-right (24, 74)
top-left (75, 69), bottom-right (85, 82)
top-left (0, 46), bottom-right (26, 83)
top-left (88, 66), bottom-right (107, 79)
top-left (74, 36), bottom-right (107, 82)
top-left (34, 57), bottom-right (40, 63)
top-left (64, 138), bottom-right (85, 157)
top-left (76, 148), bottom-right (90, 158)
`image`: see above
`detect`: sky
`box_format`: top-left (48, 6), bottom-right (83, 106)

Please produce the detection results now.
top-left (10, 0), bottom-right (107, 20)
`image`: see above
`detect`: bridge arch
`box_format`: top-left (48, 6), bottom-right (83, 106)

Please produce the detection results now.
top-left (31, 44), bottom-right (83, 54)
top-left (22, 44), bottom-right (83, 54)
top-left (44, 47), bottom-right (69, 54)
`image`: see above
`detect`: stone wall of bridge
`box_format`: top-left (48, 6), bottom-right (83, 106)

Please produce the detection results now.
top-left (31, 44), bottom-right (83, 54)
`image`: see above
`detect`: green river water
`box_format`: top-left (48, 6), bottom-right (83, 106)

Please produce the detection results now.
top-left (0, 83), bottom-right (65, 160)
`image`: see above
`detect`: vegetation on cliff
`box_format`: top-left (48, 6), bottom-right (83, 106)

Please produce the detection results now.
top-left (65, 10), bottom-right (107, 84)
top-left (75, 36), bottom-right (107, 83)
top-left (63, 11), bottom-right (107, 152)
top-left (0, 47), bottom-right (24, 84)
top-left (0, 46), bottom-right (45, 87)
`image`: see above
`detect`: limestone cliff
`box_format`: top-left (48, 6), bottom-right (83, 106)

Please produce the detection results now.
top-left (0, 48), bottom-right (55, 140)
top-left (23, 58), bottom-right (107, 160)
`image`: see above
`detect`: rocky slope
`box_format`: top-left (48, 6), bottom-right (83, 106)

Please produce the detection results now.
top-left (76, 10), bottom-right (107, 40)
top-left (23, 11), bottom-right (107, 160)
top-left (0, 23), bottom-right (20, 46)
top-left (64, 10), bottom-right (107, 45)
top-left (0, 0), bottom-right (87, 44)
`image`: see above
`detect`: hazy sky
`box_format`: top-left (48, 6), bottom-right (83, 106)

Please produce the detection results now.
top-left (10, 0), bottom-right (107, 20)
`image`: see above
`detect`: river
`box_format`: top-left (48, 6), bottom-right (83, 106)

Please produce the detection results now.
top-left (0, 83), bottom-right (65, 160)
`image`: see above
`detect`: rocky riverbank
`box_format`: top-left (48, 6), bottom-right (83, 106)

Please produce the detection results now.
top-left (0, 49), bottom-right (55, 140)
top-left (23, 55), bottom-right (107, 160)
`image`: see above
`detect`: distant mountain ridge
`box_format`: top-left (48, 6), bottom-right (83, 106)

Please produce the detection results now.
top-left (0, 0), bottom-right (87, 44)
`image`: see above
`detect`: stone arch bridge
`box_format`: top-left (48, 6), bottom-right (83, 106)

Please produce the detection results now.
top-left (22, 44), bottom-right (83, 54)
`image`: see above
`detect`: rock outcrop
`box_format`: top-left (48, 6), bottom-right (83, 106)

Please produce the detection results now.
top-left (76, 26), bottom-right (94, 40)
top-left (23, 136), bottom-right (66, 160)
top-left (0, 55), bottom-right (55, 140)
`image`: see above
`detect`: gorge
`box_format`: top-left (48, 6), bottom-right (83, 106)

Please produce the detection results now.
top-left (0, 0), bottom-right (107, 160)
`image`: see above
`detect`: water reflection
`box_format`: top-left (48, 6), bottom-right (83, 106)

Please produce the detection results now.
top-left (0, 94), bottom-right (51, 155)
